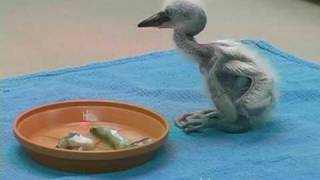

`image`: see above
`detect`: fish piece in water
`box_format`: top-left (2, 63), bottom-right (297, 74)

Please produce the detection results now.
top-left (90, 127), bottom-right (130, 149)
top-left (56, 131), bottom-right (95, 151)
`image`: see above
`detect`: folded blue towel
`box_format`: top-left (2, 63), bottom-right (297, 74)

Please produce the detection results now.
top-left (1, 40), bottom-right (320, 180)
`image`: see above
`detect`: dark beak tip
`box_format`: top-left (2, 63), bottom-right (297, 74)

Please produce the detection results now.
top-left (137, 22), bottom-right (144, 28)
top-left (137, 20), bottom-right (150, 28)
top-left (137, 11), bottom-right (170, 28)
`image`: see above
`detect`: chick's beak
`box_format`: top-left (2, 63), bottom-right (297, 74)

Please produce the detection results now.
top-left (138, 11), bottom-right (171, 28)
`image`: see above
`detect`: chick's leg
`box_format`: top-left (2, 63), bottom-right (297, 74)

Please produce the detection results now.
top-left (175, 109), bottom-right (219, 132)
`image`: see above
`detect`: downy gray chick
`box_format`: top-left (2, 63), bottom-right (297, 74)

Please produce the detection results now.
top-left (138, 0), bottom-right (278, 133)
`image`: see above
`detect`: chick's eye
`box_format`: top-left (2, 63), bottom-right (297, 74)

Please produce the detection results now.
top-left (182, 13), bottom-right (191, 19)
top-left (164, 9), bottom-right (170, 15)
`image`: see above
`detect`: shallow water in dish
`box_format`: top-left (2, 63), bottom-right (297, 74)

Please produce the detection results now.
top-left (30, 122), bottom-right (150, 151)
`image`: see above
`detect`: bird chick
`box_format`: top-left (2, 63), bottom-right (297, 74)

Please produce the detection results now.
top-left (138, 0), bottom-right (278, 133)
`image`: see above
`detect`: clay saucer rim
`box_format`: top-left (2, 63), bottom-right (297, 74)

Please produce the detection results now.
top-left (13, 99), bottom-right (170, 159)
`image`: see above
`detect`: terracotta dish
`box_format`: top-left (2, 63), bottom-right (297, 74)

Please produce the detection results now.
top-left (13, 100), bottom-right (169, 172)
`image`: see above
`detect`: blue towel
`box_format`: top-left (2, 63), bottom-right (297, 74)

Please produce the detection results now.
top-left (1, 40), bottom-right (320, 180)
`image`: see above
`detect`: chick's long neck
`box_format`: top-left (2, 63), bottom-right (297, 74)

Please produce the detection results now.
top-left (173, 29), bottom-right (212, 66)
